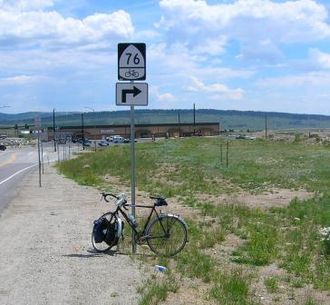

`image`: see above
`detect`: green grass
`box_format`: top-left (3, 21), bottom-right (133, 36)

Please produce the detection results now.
top-left (210, 269), bottom-right (256, 305)
top-left (58, 137), bottom-right (330, 195)
top-left (138, 275), bottom-right (179, 305)
top-left (303, 297), bottom-right (319, 305)
top-left (232, 222), bottom-right (279, 266)
top-left (57, 137), bottom-right (330, 302)
top-left (264, 277), bottom-right (279, 293)
top-left (176, 248), bottom-right (216, 283)
top-left (186, 219), bottom-right (225, 249)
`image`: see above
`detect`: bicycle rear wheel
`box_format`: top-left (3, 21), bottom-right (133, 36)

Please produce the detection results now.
top-left (146, 215), bottom-right (188, 257)
top-left (91, 212), bottom-right (117, 252)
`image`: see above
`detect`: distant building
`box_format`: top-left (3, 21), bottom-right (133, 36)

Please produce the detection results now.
top-left (47, 122), bottom-right (220, 141)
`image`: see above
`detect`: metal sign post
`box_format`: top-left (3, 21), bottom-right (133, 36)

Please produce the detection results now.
top-left (35, 117), bottom-right (42, 187)
top-left (41, 136), bottom-right (44, 174)
top-left (37, 131), bottom-right (41, 187)
top-left (117, 42), bottom-right (147, 254)
top-left (130, 104), bottom-right (136, 253)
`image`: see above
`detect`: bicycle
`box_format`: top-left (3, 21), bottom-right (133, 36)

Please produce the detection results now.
top-left (91, 193), bottom-right (188, 257)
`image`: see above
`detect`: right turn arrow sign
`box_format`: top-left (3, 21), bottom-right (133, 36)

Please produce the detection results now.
top-left (116, 83), bottom-right (148, 106)
top-left (122, 86), bottom-right (142, 103)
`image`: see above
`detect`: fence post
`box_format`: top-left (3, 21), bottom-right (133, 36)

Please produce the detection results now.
top-left (226, 141), bottom-right (229, 168)
top-left (57, 143), bottom-right (60, 163)
top-left (220, 143), bottom-right (223, 164)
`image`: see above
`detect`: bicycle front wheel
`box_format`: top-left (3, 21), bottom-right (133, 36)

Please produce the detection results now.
top-left (91, 212), bottom-right (116, 253)
top-left (146, 215), bottom-right (188, 257)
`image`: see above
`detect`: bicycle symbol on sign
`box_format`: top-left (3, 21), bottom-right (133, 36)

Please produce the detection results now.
top-left (125, 69), bottom-right (139, 78)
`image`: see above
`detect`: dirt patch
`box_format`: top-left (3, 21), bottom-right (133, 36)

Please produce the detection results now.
top-left (162, 277), bottom-right (215, 305)
top-left (251, 264), bottom-right (330, 305)
top-left (104, 174), bottom-right (128, 191)
top-left (196, 188), bottom-right (314, 209)
top-left (205, 233), bottom-right (245, 261)
top-left (204, 235), bottom-right (330, 305)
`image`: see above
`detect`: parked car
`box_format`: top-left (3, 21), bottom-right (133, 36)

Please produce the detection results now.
top-left (82, 139), bottom-right (92, 147)
top-left (98, 140), bottom-right (109, 147)
top-left (58, 138), bottom-right (66, 144)
top-left (0, 144), bottom-right (7, 151)
top-left (123, 138), bottom-right (137, 143)
top-left (112, 135), bottom-right (125, 143)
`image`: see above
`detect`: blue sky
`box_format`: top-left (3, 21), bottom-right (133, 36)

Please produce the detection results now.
top-left (0, 0), bottom-right (330, 115)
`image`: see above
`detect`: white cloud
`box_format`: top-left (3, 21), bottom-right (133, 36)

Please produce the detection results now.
top-left (187, 76), bottom-right (244, 100)
top-left (257, 72), bottom-right (330, 87)
top-left (150, 86), bottom-right (176, 103)
top-left (0, 0), bottom-right (55, 11)
top-left (0, 48), bottom-right (115, 75)
top-left (159, 0), bottom-right (330, 39)
top-left (158, 92), bottom-right (175, 102)
top-left (309, 49), bottom-right (330, 69)
top-left (158, 0), bottom-right (330, 62)
top-left (148, 42), bottom-right (254, 81)
top-left (0, 5), bottom-right (134, 48)
top-left (135, 29), bottom-right (160, 40)
top-left (237, 39), bottom-right (284, 63)
top-left (192, 37), bottom-right (227, 56)
top-left (0, 74), bottom-right (45, 85)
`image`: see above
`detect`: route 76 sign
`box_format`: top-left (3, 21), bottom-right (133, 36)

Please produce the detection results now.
top-left (116, 83), bottom-right (148, 106)
top-left (118, 43), bottom-right (146, 81)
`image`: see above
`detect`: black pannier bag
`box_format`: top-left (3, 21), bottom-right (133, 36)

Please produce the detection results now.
top-left (93, 217), bottom-right (109, 243)
top-left (104, 221), bottom-right (120, 246)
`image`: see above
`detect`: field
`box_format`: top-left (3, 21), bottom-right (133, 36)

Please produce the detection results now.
top-left (58, 136), bottom-right (330, 305)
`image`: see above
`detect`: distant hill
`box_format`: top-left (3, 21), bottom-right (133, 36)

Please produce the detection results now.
top-left (1, 109), bottom-right (330, 131)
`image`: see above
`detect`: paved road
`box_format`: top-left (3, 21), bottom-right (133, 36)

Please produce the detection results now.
top-left (0, 143), bottom-right (60, 214)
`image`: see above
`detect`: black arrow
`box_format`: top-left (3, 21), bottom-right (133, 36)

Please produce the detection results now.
top-left (122, 86), bottom-right (141, 103)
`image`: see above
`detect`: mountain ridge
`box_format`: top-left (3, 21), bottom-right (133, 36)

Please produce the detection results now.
top-left (1, 109), bottom-right (330, 130)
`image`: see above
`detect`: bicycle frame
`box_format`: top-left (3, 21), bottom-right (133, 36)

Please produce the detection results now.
top-left (113, 203), bottom-right (162, 238)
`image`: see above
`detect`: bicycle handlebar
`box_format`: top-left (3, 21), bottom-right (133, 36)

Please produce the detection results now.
top-left (101, 192), bottom-right (128, 209)
top-left (101, 192), bottom-right (118, 202)
top-left (101, 192), bottom-right (167, 208)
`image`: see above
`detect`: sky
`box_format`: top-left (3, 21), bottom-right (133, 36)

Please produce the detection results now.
top-left (0, 0), bottom-right (330, 115)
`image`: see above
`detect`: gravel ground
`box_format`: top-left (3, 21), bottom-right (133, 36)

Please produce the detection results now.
top-left (0, 165), bottom-right (146, 305)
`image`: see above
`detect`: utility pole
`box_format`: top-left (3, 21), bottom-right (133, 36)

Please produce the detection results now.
top-left (81, 113), bottom-right (85, 149)
top-left (265, 113), bottom-right (268, 139)
top-left (53, 108), bottom-right (56, 152)
top-left (193, 103), bottom-right (196, 136)
top-left (37, 130), bottom-right (42, 187)
top-left (0, 105), bottom-right (10, 135)
top-left (178, 110), bottom-right (181, 137)
top-left (85, 106), bottom-right (97, 151)
top-left (226, 141), bottom-right (229, 168)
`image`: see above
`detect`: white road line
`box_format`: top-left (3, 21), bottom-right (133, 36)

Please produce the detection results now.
top-left (0, 164), bottom-right (37, 186)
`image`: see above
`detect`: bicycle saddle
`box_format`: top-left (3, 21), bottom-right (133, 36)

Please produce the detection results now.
top-left (150, 196), bottom-right (168, 207)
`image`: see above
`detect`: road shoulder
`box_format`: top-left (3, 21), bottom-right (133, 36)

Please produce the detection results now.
top-left (0, 165), bottom-right (145, 305)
